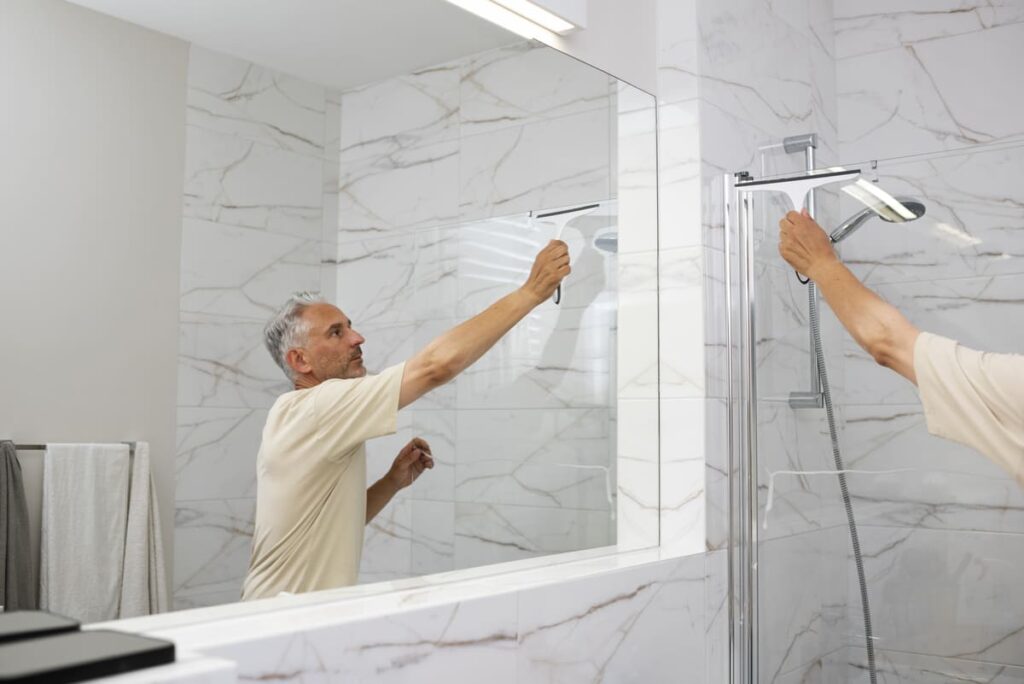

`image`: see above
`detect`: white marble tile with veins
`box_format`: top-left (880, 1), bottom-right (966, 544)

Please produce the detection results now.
top-left (176, 407), bottom-right (266, 502)
top-left (837, 22), bottom-right (1024, 161)
top-left (177, 314), bottom-right (292, 409)
top-left (841, 404), bottom-right (1024, 534)
top-left (453, 503), bottom-right (612, 569)
top-left (617, 251), bottom-right (659, 401)
top-left (338, 60), bottom-right (460, 164)
top-left (173, 499), bottom-right (256, 600)
top-left (834, 0), bottom-right (1024, 60)
top-left (337, 139), bottom-right (459, 241)
top-left (456, 408), bottom-right (613, 511)
top-left (857, 526), bottom-right (1024, 665)
top-left (186, 45), bottom-right (326, 157)
top-left (459, 108), bottom-right (611, 223)
top-left (516, 554), bottom-right (706, 682)
top-left (460, 42), bottom-right (611, 137)
top-left (183, 126), bottom-right (323, 240)
top-left (758, 528), bottom-right (849, 682)
top-left (658, 398), bottom-right (706, 554)
top-left (220, 594), bottom-right (519, 683)
top-left (616, 398), bottom-right (659, 552)
top-left (333, 235), bottom-right (418, 327)
top-left (180, 219), bottom-right (322, 319)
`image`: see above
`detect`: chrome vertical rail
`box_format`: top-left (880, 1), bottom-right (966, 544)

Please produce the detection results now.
top-left (724, 173), bottom-right (741, 684)
top-left (740, 187), bottom-right (760, 684)
top-left (727, 172), bottom-right (759, 684)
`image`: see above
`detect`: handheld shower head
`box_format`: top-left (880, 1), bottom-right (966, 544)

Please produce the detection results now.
top-left (593, 231), bottom-right (618, 254)
top-left (830, 197), bottom-right (926, 244)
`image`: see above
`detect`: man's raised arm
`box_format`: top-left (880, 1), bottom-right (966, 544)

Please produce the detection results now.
top-left (398, 239), bottom-right (570, 409)
top-left (778, 209), bottom-right (920, 383)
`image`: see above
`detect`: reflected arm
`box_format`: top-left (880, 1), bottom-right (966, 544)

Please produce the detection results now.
top-left (397, 240), bottom-right (570, 409)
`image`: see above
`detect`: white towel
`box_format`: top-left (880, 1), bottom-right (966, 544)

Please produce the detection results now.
top-left (119, 441), bottom-right (168, 618)
top-left (40, 443), bottom-right (130, 622)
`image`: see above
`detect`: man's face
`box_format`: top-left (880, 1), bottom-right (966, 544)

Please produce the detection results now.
top-left (296, 303), bottom-right (367, 381)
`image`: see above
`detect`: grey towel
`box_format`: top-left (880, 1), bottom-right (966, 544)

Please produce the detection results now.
top-left (118, 442), bottom-right (168, 618)
top-left (0, 441), bottom-right (36, 610)
top-left (40, 443), bottom-right (130, 622)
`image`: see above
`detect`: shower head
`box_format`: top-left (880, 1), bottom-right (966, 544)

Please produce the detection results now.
top-left (829, 197), bottom-right (926, 244)
top-left (593, 231), bottom-right (618, 253)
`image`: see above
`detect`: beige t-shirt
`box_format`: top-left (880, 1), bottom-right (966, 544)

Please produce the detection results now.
top-left (241, 363), bottom-right (405, 600)
top-left (914, 333), bottom-right (1024, 486)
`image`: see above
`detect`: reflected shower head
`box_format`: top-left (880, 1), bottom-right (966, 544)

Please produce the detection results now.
top-left (829, 197), bottom-right (927, 244)
top-left (593, 231), bottom-right (618, 253)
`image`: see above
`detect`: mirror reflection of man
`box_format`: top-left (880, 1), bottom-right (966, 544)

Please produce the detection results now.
top-left (241, 241), bottom-right (570, 600)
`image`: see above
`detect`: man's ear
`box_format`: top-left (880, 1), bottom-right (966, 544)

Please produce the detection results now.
top-left (286, 348), bottom-right (312, 376)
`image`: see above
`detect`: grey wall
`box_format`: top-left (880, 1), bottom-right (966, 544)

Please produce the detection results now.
top-left (0, 0), bottom-right (188, 600)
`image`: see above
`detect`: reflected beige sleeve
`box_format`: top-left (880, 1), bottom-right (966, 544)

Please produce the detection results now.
top-left (914, 332), bottom-right (1024, 486)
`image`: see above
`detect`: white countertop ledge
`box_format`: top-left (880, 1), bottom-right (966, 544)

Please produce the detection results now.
top-left (94, 544), bottom-right (696, 653)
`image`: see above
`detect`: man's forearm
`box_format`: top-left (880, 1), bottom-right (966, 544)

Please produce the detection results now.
top-left (809, 259), bottom-right (919, 382)
top-left (418, 288), bottom-right (539, 381)
top-left (366, 478), bottom-right (400, 524)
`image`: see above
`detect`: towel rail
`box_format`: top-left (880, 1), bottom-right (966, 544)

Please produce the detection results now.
top-left (6, 442), bottom-right (136, 454)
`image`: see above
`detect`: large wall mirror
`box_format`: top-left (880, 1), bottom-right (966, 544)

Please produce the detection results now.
top-left (0, 0), bottom-right (658, 622)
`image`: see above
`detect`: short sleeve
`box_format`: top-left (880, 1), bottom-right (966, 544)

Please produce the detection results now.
top-left (914, 332), bottom-right (1024, 485)
top-left (311, 363), bottom-right (405, 459)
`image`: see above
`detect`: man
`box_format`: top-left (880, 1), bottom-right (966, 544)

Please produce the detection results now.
top-left (778, 209), bottom-right (1023, 484)
top-left (241, 240), bottom-right (571, 600)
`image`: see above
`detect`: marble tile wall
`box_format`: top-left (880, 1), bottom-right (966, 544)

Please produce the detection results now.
top-left (835, 1), bottom-right (1024, 675)
top-left (174, 45), bottom-right (341, 609)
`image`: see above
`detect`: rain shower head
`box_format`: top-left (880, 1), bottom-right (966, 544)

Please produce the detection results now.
top-left (593, 231), bottom-right (618, 253)
top-left (829, 197), bottom-right (927, 244)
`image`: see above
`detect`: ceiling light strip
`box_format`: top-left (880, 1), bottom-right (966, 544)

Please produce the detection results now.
top-left (491, 0), bottom-right (575, 33)
top-left (443, 0), bottom-right (559, 41)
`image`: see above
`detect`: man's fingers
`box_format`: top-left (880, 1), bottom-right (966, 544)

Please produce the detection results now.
top-left (400, 447), bottom-right (423, 466)
top-left (396, 441), bottom-right (416, 460)
top-left (411, 437), bottom-right (431, 454)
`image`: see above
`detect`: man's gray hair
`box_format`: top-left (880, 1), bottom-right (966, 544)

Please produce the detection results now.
top-left (264, 292), bottom-right (325, 381)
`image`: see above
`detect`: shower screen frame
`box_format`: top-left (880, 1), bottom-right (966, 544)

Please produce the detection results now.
top-left (725, 167), bottom-right (863, 684)
top-left (725, 171), bottom-right (757, 684)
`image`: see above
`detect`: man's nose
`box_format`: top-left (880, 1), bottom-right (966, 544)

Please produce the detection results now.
top-left (352, 330), bottom-right (366, 345)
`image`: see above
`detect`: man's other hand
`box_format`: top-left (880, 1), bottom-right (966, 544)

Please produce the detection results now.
top-left (778, 209), bottom-right (839, 280)
top-left (387, 437), bottom-right (434, 490)
top-left (521, 240), bottom-right (571, 305)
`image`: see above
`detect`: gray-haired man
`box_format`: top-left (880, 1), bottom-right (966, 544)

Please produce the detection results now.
top-left (242, 241), bottom-right (570, 600)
